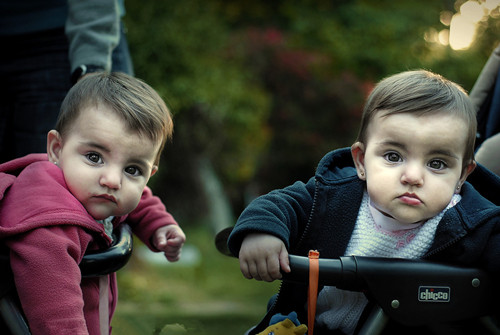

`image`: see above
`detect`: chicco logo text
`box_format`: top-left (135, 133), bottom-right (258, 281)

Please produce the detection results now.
top-left (418, 286), bottom-right (450, 302)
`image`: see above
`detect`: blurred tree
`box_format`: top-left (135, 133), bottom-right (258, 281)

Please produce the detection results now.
top-left (227, 27), bottom-right (366, 196)
top-left (125, 0), bottom-right (270, 226)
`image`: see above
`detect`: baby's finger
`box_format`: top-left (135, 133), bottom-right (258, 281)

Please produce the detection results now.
top-left (165, 251), bottom-right (181, 262)
top-left (166, 236), bottom-right (185, 247)
top-left (256, 259), bottom-right (275, 282)
top-left (247, 261), bottom-right (262, 281)
top-left (266, 256), bottom-right (282, 281)
top-left (153, 233), bottom-right (165, 247)
top-left (240, 261), bottom-right (252, 279)
top-left (279, 249), bottom-right (291, 273)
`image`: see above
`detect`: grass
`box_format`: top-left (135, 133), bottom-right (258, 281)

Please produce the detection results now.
top-left (111, 226), bottom-right (280, 334)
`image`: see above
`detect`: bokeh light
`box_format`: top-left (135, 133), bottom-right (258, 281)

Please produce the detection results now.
top-left (433, 0), bottom-right (500, 50)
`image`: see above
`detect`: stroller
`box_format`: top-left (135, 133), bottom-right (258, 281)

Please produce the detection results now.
top-left (472, 44), bottom-right (500, 175)
top-left (471, 44), bottom-right (500, 152)
top-left (0, 224), bottom-right (133, 335)
top-left (279, 253), bottom-right (500, 335)
top-left (215, 226), bottom-right (500, 335)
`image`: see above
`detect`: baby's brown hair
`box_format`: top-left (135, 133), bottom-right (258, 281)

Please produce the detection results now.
top-left (56, 72), bottom-right (173, 165)
top-left (356, 70), bottom-right (477, 165)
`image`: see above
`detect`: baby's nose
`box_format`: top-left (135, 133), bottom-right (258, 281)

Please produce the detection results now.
top-left (99, 168), bottom-right (122, 189)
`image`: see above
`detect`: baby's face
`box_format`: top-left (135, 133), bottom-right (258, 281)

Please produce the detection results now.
top-left (352, 111), bottom-right (475, 225)
top-left (48, 106), bottom-right (160, 220)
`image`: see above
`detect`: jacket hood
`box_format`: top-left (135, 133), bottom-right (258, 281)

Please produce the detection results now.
top-left (0, 154), bottom-right (104, 238)
top-left (0, 154), bottom-right (48, 201)
top-left (0, 153), bottom-right (48, 174)
top-left (456, 163), bottom-right (500, 232)
top-left (466, 162), bottom-right (500, 206)
top-left (315, 147), bottom-right (359, 185)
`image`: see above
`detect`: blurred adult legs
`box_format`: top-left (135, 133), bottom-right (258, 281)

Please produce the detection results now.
top-left (0, 22), bottom-right (133, 163)
top-left (0, 28), bottom-right (71, 162)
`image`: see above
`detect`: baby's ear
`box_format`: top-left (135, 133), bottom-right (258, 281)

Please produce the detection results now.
top-left (351, 142), bottom-right (366, 180)
top-left (150, 165), bottom-right (158, 177)
top-left (458, 160), bottom-right (476, 187)
top-left (47, 130), bottom-right (63, 164)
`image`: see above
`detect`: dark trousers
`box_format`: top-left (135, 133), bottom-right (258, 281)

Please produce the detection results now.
top-left (0, 28), bottom-right (71, 162)
top-left (0, 24), bottom-right (134, 163)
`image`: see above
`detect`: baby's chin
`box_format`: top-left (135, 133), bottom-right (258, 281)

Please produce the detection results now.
top-left (90, 213), bottom-right (112, 221)
top-left (85, 202), bottom-right (137, 220)
top-left (378, 208), bottom-right (433, 226)
top-left (393, 213), bottom-right (434, 226)
top-left (86, 208), bottom-right (116, 221)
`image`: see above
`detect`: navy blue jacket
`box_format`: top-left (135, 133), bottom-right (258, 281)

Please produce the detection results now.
top-left (228, 148), bottom-right (500, 334)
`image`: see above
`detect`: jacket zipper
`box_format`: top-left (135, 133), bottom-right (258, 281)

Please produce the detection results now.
top-left (295, 179), bottom-right (319, 251)
top-left (261, 179), bottom-right (319, 332)
top-left (423, 233), bottom-right (465, 259)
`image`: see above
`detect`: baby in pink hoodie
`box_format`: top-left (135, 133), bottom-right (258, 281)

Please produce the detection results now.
top-left (0, 72), bottom-right (185, 335)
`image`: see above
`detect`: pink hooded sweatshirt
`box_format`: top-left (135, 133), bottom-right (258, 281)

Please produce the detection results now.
top-left (0, 154), bottom-right (178, 335)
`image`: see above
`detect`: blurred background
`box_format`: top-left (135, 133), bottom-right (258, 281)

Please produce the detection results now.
top-left (111, 0), bottom-right (500, 333)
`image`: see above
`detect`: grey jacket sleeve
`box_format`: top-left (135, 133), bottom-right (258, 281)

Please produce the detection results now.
top-left (469, 44), bottom-right (500, 110)
top-left (475, 133), bottom-right (500, 176)
top-left (65, 0), bottom-right (120, 73)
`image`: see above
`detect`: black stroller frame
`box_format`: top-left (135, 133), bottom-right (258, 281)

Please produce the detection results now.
top-left (0, 224), bottom-right (133, 335)
top-left (282, 254), bottom-right (500, 335)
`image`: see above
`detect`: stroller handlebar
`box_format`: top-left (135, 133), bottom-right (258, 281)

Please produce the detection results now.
top-left (79, 223), bottom-right (133, 277)
top-left (0, 223), bottom-right (133, 278)
top-left (282, 255), bottom-right (496, 326)
top-left (284, 254), bottom-right (491, 290)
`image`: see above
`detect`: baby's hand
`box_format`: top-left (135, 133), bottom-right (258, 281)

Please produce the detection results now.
top-left (152, 225), bottom-right (186, 262)
top-left (238, 233), bottom-right (290, 282)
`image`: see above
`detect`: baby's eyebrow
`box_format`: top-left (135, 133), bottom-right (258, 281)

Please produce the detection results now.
top-left (428, 149), bottom-right (460, 160)
top-left (128, 157), bottom-right (152, 168)
top-left (377, 140), bottom-right (406, 150)
top-left (80, 141), bottom-right (110, 153)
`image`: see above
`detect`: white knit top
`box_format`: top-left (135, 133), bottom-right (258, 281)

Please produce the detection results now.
top-left (315, 191), bottom-right (461, 334)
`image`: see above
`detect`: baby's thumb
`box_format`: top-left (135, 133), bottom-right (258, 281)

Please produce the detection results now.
top-left (279, 247), bottom-right (291, 273)
top-left (155, 235), bottom-right (167, 249)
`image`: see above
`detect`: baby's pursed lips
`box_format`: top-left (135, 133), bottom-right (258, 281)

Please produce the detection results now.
top-left (94, 194), bottom-right (117, 203)
top-left (398, 192), bottom-right (422, 205)
top-left (401, 192), bottom-right (420, 200)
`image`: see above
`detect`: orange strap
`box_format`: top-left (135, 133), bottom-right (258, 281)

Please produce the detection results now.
top-left (308, 250), bottom-right (320, 335)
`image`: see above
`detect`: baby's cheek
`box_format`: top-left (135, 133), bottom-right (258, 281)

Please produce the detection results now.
top-left (122, 194), bottom-right (143, 215)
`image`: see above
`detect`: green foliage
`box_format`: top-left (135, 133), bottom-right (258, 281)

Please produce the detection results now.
top-left (125, 0), bottom-right (270, 134)
top-left (228, 27), bottom-right (367, 191)
top-left (125, 0), bottom-right (272, 221)
top-left (215, 0), bottom-right (446, 78)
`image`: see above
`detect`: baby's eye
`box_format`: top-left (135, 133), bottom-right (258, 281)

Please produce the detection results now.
top-left (86, 153), bottom-right (103, 164)
top-left (384, 152), bottom-right (402, 163)
top-left (125, 166), bottom-right (142, 177)
top-left (428, 160), bottom-right (447, 170)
